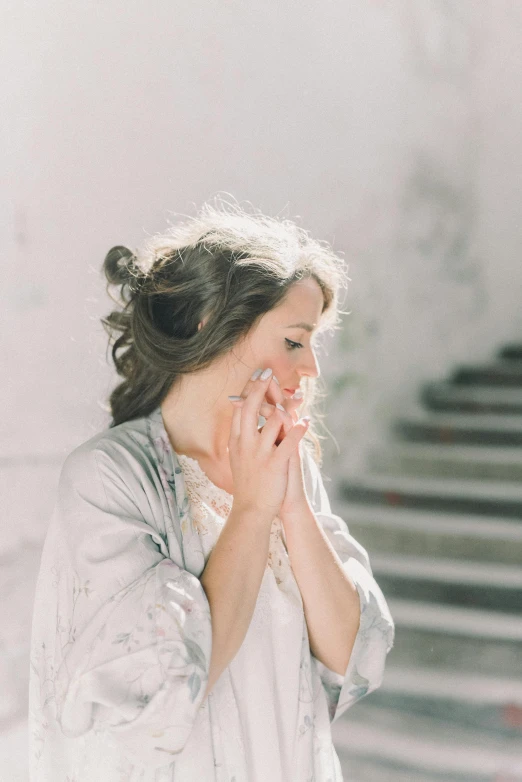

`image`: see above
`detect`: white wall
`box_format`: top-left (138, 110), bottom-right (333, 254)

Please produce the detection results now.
top-left (4, 1), bottom-right (521, 464)
top-left (2, 0), bottom-right (521, 766)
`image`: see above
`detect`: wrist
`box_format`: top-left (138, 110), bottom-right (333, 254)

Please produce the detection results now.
top-left (230, 501), bottom-right (276, 526)
top-left (280, 500), bottom-right (315, 524)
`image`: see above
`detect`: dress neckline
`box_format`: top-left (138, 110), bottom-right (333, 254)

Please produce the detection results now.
top-left (175, 451), bottom-right (234, 501)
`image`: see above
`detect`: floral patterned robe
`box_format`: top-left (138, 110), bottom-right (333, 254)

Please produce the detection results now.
top-left (28, 405), bottom-right (395, 781)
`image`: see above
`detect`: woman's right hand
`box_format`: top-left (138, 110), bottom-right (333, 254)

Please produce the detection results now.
top-left (228, 369), bottom-right (309, 520)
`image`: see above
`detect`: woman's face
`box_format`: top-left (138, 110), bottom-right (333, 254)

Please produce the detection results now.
top-left (165, 277), bottom-right (325, 459)
top-left (235, 277), bottom-right (324, 397)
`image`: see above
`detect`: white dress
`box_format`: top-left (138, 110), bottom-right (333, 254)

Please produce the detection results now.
top-left (174, 452), bottom-right (307, 782)
top-left (28, 405), bottom-right (395, 781)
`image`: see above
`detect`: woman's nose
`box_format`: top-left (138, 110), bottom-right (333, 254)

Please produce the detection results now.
top-left (298, 353), bottom-right (320, 381)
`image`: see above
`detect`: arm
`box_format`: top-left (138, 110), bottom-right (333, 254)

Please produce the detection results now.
top-left (200, 502), bottom-right (274, 698)
top-left (281, 503), bottom-right (361, 677)
top-left (52, 444), bottom-right (214, 769)
top-left (282, 446), bottom-right (395, 723)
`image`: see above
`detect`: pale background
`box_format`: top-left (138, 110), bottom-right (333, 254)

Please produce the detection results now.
top-left (3, 1), bottom-right (522, 779)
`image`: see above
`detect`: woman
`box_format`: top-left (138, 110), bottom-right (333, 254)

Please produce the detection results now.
top-left (28, 200), bottom-right (395, 781)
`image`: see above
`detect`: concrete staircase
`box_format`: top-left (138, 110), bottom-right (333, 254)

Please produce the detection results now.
top-left (331, 344), bottom-right (522, 782)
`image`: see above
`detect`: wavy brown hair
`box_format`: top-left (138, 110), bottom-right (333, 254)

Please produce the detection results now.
top-left (100, 198), bottom-right (350, 466)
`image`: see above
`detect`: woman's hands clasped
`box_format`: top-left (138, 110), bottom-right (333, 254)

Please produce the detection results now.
top-left (228, 369), bottom-right (309, 520)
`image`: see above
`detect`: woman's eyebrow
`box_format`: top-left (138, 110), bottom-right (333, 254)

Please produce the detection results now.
top-left (285, 322), bottom-right (316, 332)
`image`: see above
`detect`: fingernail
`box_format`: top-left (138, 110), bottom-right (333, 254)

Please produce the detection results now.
top-left (292, 389), bottom-right (304, 399)
top-left (260, 367), bottom-right (273, 380)
top-left (276, 403), bottom-right (285, 411)
top-left (273, 376), bottom-right (280, 385)
top-left (251, 369), bottom-right (263, 381)
top-left (301, 416), bottom-right (311, 425)
top-left (228, 395), bottom-right (242, 401)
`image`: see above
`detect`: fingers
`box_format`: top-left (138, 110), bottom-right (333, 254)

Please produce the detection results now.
top-left (229, 398), bottom-right (293, 434)
top-left (263, 378), bottom-right (304, 422)
top-left (240, 368), bottom-right (278, 445)
top-left (228, 368), bottom-right (304, 446)
top-left (258, 405), bottom-right (289, 451)
top-left (230, 371), bottom-right (303, 414)
top-left (274, 405), bottom-right (295, 445)
top-left (229, 397), bottom-right (243, 442)
top-left (273, 417), bottom-right (310, 464)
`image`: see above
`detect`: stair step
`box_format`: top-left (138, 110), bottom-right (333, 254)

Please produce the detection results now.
top-left (394, 408), bottom-right (522, 445)
top-left (349, 704), bottom-right (522, 759)
top-left (500, 344), bottom-right (522, 361)
top-left (370, 553), bottom-right (522, 613)
top-left (372, 553), bottom-right (522, 587)
top-left (367, 442), bottom-right (522, 481)
top-left (421, 382), bottom-right (522, 414)
top-left (452, 360), bottom-right (522, 386)
top-left (335, 501), bottom-right (522, 564)
top-left (345, 472), bottom-right (522, 498)
top-left (382, 663), bottom-right (522, 704)
top-left (371, 664), bottom-right (522, 738)
top-left (390, 598), bottom-right (522, 640)
top-left (387, 599), bottom-right (522, 677)
top-left (340, 473), bottom-right (522, 518)
top-left (334, 706), bottom-right (522, 782)
top-left (338, 757), bottom-right (480, 782)
top-left (330, 351), bottom-right (522, 782)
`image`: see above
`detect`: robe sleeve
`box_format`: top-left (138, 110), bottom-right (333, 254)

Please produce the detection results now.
top-left (301, 445), bottom-right (395, 724)
top-left (52, 442), bottom-right (213, 770)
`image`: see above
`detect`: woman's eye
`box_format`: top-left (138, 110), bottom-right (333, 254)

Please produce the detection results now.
top-left (285, 338), bottom-right (303, 351)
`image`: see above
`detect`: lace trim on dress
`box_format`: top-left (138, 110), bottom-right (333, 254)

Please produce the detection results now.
top-left (176, 453), bottom-right (288, 581)
top-left (176, 453), bottom-right (233, 522)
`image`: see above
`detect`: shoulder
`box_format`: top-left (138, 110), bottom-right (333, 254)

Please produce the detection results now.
top-left (58, 415), bottom-right (156, 505)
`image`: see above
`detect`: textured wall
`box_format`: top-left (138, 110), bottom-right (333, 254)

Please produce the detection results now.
top-left (2, 0), bottom-right (521, 775)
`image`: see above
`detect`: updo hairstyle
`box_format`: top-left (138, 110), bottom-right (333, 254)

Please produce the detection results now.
top-left (101, 198), bottom-right (350, 465)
